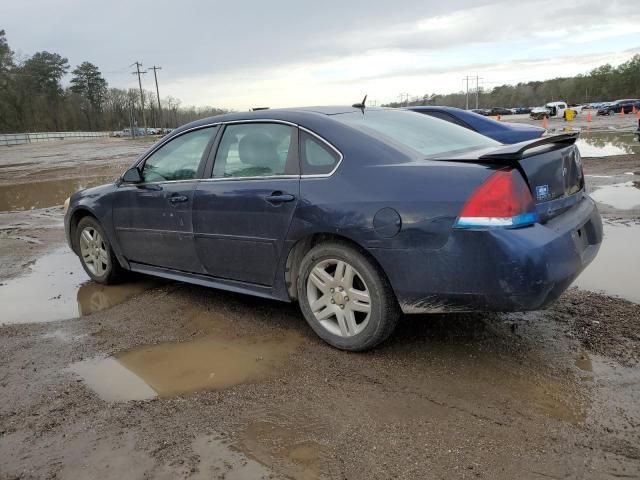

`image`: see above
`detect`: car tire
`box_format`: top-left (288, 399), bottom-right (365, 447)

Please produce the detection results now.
top-left (296, 242), bottom-right (400, 351)
top-left (76, 216), bottom-right (124, 284)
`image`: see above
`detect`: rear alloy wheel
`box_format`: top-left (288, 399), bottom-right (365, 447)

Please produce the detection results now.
top-left (76, 216), bottom-right (123, 284)
top-left (297, 242), bottom-right (400, 351)
top-left (307, 258), bottom-right (371, 337)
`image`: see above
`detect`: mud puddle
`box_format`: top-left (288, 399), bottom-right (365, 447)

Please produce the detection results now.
top-left (192, 435), bottom-right (275, 479)
top-left (590, 181), bottom-right (640, 210)
top-left (576, 132), bottom-right (640, 157)
top-left (573, 223), bottom-right (640, 303)
top-left (0, 248), bottom-right (156, 325)
top-left (240, 421), bottom-right (327, 480)
top-left (69, 331), bottom-right (303, 401)
top-left (0, 175), bottom-right (116, 211)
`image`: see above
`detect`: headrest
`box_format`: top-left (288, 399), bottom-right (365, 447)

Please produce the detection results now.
top-left (238, 132), bottom-right (278, 167)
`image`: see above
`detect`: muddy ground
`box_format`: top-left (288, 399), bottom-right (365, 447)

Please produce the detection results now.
top-left (0, 129), bottom-right (639, 479)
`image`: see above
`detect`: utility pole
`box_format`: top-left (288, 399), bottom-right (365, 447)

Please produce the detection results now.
top-left (131, 61), bottom-right (147, 132)
top-left (462, 75), bottom-right (481, 110)
top-left (475, 76), bottom-right (483, 109)
top-left (399, 93), bottom-right (409, 106)
top-left (148, 65), bottom-right (163, 128)
top-left (466, 76), bottom-right (469, 110)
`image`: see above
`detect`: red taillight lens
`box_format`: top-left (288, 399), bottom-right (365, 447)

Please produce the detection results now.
top-left (455, 168), bottom-right (539, 229)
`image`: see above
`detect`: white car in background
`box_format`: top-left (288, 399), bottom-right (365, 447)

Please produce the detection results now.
top-left (530, 101), bottom-right (580, 120)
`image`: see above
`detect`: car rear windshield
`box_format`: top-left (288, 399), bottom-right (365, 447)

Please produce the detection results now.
top-left (333, 109), bottom-right (500, 157)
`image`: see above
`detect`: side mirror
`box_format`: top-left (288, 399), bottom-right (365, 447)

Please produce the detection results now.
top-left (122, 166), bottom-right (143, 183)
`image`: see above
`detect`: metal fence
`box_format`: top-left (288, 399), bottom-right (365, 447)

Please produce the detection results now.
top-left (0, 131), bottom-right (111, 146)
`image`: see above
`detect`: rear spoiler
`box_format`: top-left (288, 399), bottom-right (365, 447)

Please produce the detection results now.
top-left (479, 133), bottom-right (579, 161)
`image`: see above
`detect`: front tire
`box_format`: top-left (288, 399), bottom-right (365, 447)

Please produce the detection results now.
top-left (297, 242), bottom-right (400, 351)
top-left (76, 216), bottom-right (123, 284)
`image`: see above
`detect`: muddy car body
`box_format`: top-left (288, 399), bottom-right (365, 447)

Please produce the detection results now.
top-left (64, 107), bottom-right (602, 350)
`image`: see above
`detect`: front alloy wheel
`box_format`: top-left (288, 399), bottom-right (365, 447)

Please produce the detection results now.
top-left (75, 216), bottom-right (123, 284)
top-left (79, 226), bottom-right (109, 276)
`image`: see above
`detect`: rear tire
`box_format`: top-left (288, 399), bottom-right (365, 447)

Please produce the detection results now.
top-left (76, 216), bottom-right (124, 284)
top-left (297, 242), bottom-right (400, 351)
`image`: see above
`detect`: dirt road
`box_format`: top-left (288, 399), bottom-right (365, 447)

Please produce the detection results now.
top-left (1, 134), bottom-right (639, 479)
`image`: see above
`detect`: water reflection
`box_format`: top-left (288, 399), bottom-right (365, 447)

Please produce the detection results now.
top-left (69, 330), bottom-right (303, 401)
top-left (0, 175), bottom-right (116, 211)
top-left (576, 132), bottom-right (640, 157)
top-left (590, 182), bottom-right (640, 210)
top-left (573, 223), bottom-right (640, 303)
top-left (0, 248), bottom-right (156, 325)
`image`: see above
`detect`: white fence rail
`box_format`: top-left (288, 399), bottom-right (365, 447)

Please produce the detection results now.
top-left (0, 131), bottom-right (111, 146)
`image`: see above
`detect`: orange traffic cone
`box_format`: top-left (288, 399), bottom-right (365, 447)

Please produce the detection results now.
top-left (633, 105), bottom-right (638, 115)
top-left (636, 109), bottom-right (640, 119)
top-left (586, 111), bottom-right (592, 123)
top-left (619, 107), bottom-right (625, 117)
top-left (496, 114), bottom-right (501, 121)
top-left (542, 116), bottom-right (549, 130)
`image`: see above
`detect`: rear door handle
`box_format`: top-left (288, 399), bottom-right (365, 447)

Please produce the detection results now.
top-left (168, 194), bottom-right (189, 204)
top-left (265, 192), bottom-right (295, 204)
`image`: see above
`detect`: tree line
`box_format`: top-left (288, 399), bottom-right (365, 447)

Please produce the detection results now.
top-left (384, 54), bottom-right (640, 109)
top-left (0, 30), bottom-right (229, 133)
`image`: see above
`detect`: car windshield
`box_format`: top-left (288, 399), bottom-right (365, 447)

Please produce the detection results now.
top-left (333, 109), bottom-right (500, 157)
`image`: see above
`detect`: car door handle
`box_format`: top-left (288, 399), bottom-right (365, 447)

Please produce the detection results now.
top-left (168, 195), bottom-right (189, 204)
top-left (265, 192), bottom-right (295, 204)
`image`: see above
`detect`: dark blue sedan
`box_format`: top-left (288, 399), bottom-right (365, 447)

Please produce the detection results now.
top-left (407, 106), bottom-right (545, 143)
top-left (64, 107), bottom-right (602, 351)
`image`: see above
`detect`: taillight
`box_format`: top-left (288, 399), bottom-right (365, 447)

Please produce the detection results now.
top-left (454, 168), bottom-right (539, 229)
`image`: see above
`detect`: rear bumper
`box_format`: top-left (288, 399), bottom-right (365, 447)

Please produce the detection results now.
top-left (371, 196), bottom-right (602, 313)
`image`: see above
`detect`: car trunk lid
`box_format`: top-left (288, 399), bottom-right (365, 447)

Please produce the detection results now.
top-left (441, 133), bottom-right (584, 220)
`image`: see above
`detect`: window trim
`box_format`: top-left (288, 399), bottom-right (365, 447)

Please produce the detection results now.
top-left (122, 119), bottom-right (344, 186)
top-left (122, 124), bottom-right (220, 186)
top-left (298, 127), bottom-right (344, 179)
top-left (205, 121), bottom-right (300, 181)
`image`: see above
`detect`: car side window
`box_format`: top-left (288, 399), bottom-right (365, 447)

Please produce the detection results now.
top-left (300, 131), bottom-right (340, 175)
top-left (212, 123), bottom-right (296, 178)
top-left (141, 127), bottom-right (216, 183)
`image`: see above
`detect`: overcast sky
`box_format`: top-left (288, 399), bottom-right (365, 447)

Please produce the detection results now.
top-left (3, 0), bottom-right (639, 109)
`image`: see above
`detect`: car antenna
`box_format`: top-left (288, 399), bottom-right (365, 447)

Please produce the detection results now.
top-left (352, 94), bottom-right (368, 112)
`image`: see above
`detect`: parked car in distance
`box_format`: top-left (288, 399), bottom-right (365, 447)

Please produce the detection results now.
top-left (597, 99), bottom-right (640, 115)
top-left (512, 107), bottom-right (532, 114)
top-left (530, 101), bottom-right (580, 120)
top-left (488, 107), bottom-right (513, 116)
top-left (64, 107), bottom-right (602, 351)
top-left (407, 106), bottom-right (545, 143)
top-left (471, 108), bottom-right (491, 116)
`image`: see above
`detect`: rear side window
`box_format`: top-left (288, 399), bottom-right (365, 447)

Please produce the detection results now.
top-left (212, 123), bottom-right (297, 178)
top-left (335, 109), bottom-right (498, 157)
top-left (300, 131), bottom-right (340, 175)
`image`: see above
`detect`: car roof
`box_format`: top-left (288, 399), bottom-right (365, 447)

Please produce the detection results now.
top-left (170, 105), bottom-right (380, 135)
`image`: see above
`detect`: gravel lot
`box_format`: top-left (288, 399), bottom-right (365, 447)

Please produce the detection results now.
top-left (1, 129), bottom-right (639, 480)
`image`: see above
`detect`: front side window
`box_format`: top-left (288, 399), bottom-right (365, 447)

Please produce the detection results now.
top-left (141, 127), bottom-right (216, 182)
top-left (334, 109), bottom-right (498, 157)
top-left (212, 123), bottom-right (296, 178)
top-left (300, 131), bottom-right (340, 175)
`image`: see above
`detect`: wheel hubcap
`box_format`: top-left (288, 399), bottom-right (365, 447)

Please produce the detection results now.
top-left (306, 259), bottom-right (371, 337)
top-left (79, 227), bottom-right (109, 276)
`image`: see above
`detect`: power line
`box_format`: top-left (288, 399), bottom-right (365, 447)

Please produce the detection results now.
top-left (148, 65), bottom-right (163, 128)
top-left (131, 61), bottom-right (147, 129)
